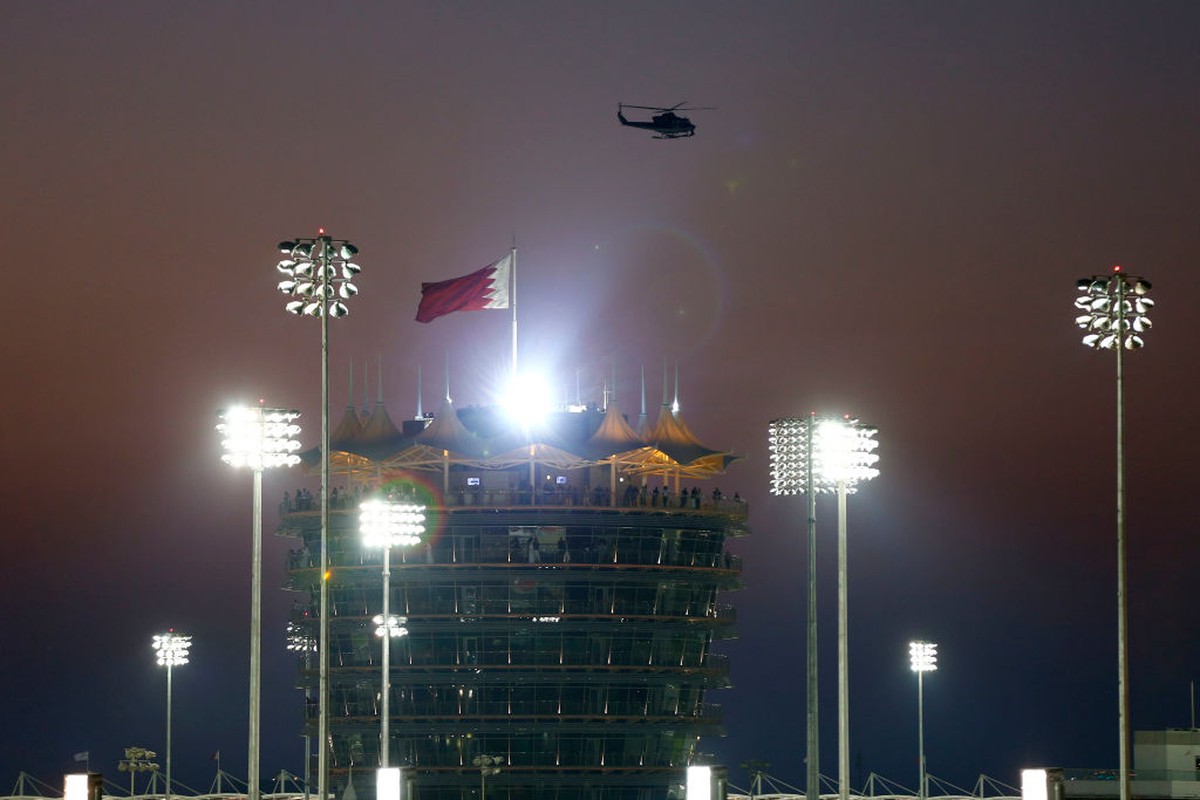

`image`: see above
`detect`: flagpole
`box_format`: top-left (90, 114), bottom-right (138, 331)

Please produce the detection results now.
top-left (510, 244), bottom-right (518, 379)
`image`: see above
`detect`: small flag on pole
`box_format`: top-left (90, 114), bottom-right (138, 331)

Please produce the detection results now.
top-left (73, 752), bottom-right (89, 763)
top-left (415, 254), bottom-right (512, 323)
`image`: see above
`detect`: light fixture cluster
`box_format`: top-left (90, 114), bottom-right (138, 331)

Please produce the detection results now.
top-left (1075, 266), bottom-right (1153, 350)
top-left (285, 620), bottom-right (317, 654)
top-left (217, 406), bottom-right (303, 470)
top-left (276, 235), bottom-right (361, 318)
top-left (473, 754), bottom-right (504, 776)
top-left (152, 631), bottom-right (192, 667)
top-left (360, 499), bottom-right (426, 548)
top-left (373, 613), bottom-right (409, 639)
top-left (768, 416), bottom-right (814, 495)
top-left (909, 640), bottom-right (937, 673)
top-left (814, 417), bottom-right (880, 488)
top-left (768, 415), bottom-right (880, 495)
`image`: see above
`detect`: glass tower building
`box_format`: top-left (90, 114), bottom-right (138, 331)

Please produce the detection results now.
top-left (281, 397), bottom-right (746, 800)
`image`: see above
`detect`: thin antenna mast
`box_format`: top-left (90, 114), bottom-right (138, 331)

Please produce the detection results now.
top-left (610, 356), bottom-right (617, 410)
top-left (362, 360), bottom-right (369, 417)
top-left (661, 358), bottom-right (669, 407)
top-left (673, 361), bottom-right (680, 412)
top-left (416, 364), bottom-right (423, 419)
top-left (510, 242), bottom-right (518, 379)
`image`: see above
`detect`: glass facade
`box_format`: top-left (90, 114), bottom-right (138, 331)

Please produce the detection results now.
top-left (282, 493), bottom-right (745, 800)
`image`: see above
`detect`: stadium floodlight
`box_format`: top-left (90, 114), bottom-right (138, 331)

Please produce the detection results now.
top-left (118, 747), bottom-right (159, 797)
top-left (473, 754), bottom-right (504, 800)
top-left (276, 237), bottom-right (361, 319)
top-left (767, 414), bottom-right (822, 800)
top-left (1073, 265), bottom-right (1152, 800)
top-left (821, 417), bottom-right (878, 800)
top-left (769, 414), bottom-right (879, 800)
top-left (152, 631), bottom-right (191, 800)
top-left (909, 641), bottom-right (938, 800)
top-left (360, 499), bottom-right (425, 768)
top-left (374, 614), bottom-right (409, 639)
top-left (218, 406), bottom-right (303, 470)
top-left (285, 620), bottom-right (317, 799)
top-left (275, 231), bottom-right (362, 800)
top-left (218, 404), bottom-right (301, 800)
top-left (1074, 266), bottom-right (1153, 351)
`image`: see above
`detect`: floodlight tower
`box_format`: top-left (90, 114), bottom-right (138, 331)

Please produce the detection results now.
top-left (286, 622), bottom-right (317, 800)
top-left (1073, 265), bottom-right (1153, 800)
top-left (909, 641), bottom-right (937, 800)
top-left (767, 414), bottom-right (821, 800)
top-left (769, 415), bottom-right (879, 800)
top-left (153, 631), bottom-right (191, 800)
top-left (817, 417), bottom-right (879, 800)
top-left (474, 754), bottom-right (504, 800)
top-left (275, 232), bottom-right (361, 800)
top-left (360, 498), bottom-right (425, 767)
top-left (217, 404), bottom-right (302, 800)
top-left (118, 747), bottom-right (159, 796)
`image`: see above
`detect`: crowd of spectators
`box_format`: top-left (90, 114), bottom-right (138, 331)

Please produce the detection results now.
top-left (281, 482), bottom-right (746, 515)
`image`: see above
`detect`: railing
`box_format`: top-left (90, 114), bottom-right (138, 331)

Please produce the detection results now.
top-left (286, 542), bottom-right (743, 574)
top-left (280, 489), bottom-right (749, 518)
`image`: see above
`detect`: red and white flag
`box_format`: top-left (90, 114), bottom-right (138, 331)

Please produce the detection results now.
top-left (415, 254), bottom-right (512, 323)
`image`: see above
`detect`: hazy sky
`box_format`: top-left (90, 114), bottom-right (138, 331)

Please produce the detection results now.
top-left (3, 1), bottom-right (1199, 794)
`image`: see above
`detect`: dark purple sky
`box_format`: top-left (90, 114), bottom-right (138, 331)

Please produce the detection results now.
top-left (3, 1), bottom-right (1199, 793)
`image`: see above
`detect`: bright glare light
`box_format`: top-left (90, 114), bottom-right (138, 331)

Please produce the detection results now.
top-left (376, 768), bottom-right (402, 800)
top-left (814, 417), bottom-right (880, 486)
top-left (153, 631), bottom-right (192, 667)
top-left (909, 641), bottom-right (937, 673)
top-left (769, 415), bottom-right (880, 495)
top-left (218, 406), bottom-right (302, 471)
top-left (64, 775), bottom-right (89, 800)
top-left (687, 766), bottom-right (712, 800)
top-left (360, 499), bottom-right (425, 548)
top-left (1021, 770), bottom-right (1049, 800)
top-left (373, 614), bottom-right (409, 639)
top-left (286, 621), bottom-right (317, 653)
top-left (502, 372), bottom-right (555, 426)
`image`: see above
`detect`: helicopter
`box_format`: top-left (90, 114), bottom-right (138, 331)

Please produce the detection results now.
top-left (617, 102), bottom-right (713, 139)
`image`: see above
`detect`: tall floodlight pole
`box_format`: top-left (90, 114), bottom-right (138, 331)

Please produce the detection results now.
top-left (118, 747), bottom-right (159, 796)
top-left (815, 417), bottom-right (880, 800)
top-left (286, 622), bottom-right (318, 800)
top-left (909, 641), bottom-right (937, 800)
top-left (218, 405), bottom-right (303, 800)
top-left (360, 499), bottom-right (425, 767)
top-left (1074, 265), bottom-right (1153, 800)
top-left (770, 415), bottom-right (879, 800)
top-left (276, 232), bottom-right (362, 800)
top-left (768, 414), bottom-right (820, 800)
top-left (153, 631), bottom-right (192, 800)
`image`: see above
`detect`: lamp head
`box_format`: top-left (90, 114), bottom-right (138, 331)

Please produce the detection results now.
top-left (909, 640), bottom-right (937, 672)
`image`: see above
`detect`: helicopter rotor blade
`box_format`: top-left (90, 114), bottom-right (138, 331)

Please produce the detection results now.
top-left (621, 102), bottom-right (715, 112)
